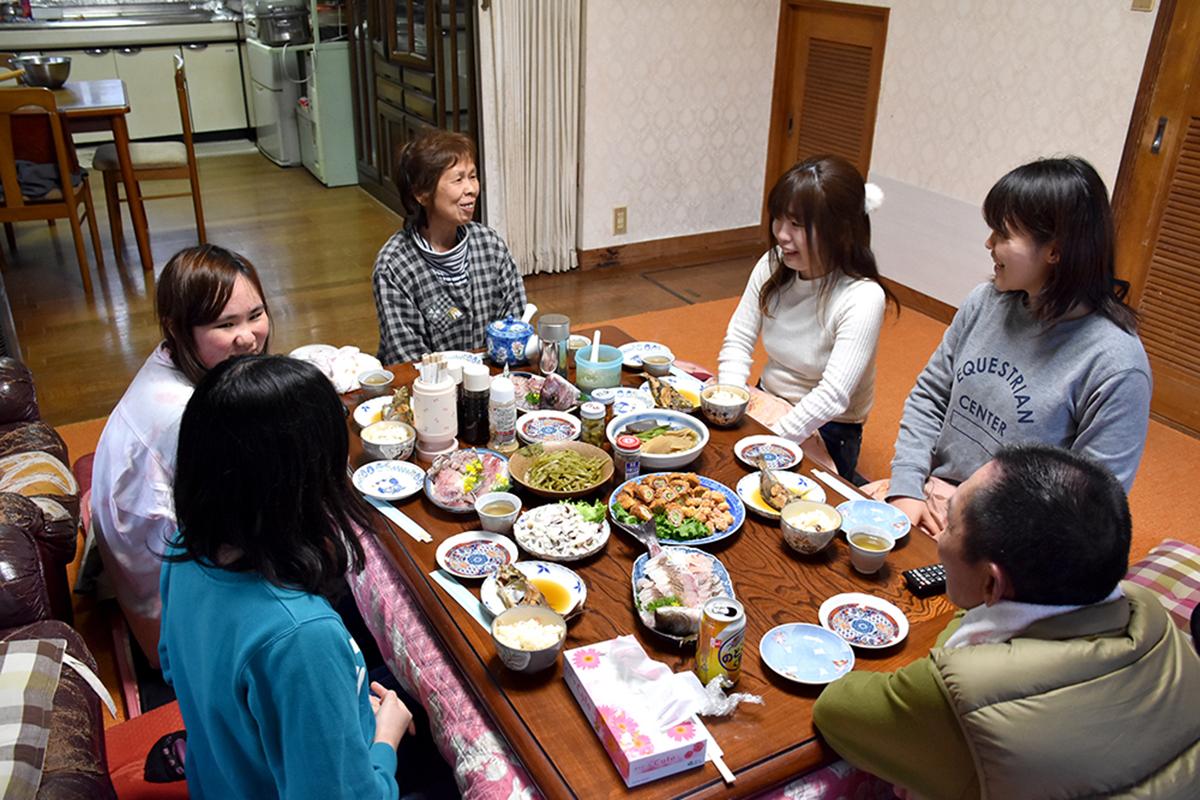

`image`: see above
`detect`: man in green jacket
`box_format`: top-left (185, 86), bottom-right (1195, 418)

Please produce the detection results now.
top-left (813, 445), bottom-right (1200, 799)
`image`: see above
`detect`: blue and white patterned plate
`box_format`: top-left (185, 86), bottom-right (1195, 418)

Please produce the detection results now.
top-left (631, 546), bottom-right (734, 643)
top-left (517, 411), bottom-right (582, 444)
top-left (759, 623), bottom-right (855, 685)
top-left (352, 396), bottom-right (393, 429)
top-left (435, 530), bottom-right (519, 580)
top-left (733, 435), bottom-right (803, 470)
top-left (819, 593), bottom-right (909, 649)
top-left (835, 500), bottom-right (912, 541)
top-left (479, 561), bottom-right (587, 617)
top-left (352, 460), bottom-right (425, 501)
top-left (609, 472), bottom-right (745, 547)
top-left (619, 341), bottom-right (673, 369)
top-left (591, 386), bottom-right (654, 416)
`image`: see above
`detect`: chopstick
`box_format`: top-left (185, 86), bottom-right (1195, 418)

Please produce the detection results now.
top-left (712, 752), bottom-right (735, 784)
top-left (811, 469), bottom-right (869, 502)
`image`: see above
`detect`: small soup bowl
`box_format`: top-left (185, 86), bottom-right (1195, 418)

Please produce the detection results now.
top-left (475, 491), bottom-right (522, 534)
top-left (641, 353), bottom-right (674, 377)
top-left (357, 368), bottom-right (395, 398)
top-left (847, 524), bottom-right (896, 574)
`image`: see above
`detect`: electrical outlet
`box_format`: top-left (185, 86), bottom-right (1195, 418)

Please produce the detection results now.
top-left (613, 206), bottom-right (628, 235)
top-left (1130, 0), bottom-right (1154, 10)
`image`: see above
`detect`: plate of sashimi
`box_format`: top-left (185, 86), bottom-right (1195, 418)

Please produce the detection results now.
top-left (424, 448), bottom-right (510, 513)
top-left (631, 546), bottom-right (734, 644)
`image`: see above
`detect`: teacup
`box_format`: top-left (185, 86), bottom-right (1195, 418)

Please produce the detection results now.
top-left (641, 353), bottom-right (674, 377)
top-left (475, 491), bottom-right (521, 534)
top-left (846, 525), bottom-right (895, 574)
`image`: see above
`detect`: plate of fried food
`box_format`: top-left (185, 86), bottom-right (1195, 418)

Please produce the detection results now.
top-left (609, 472), bottom-right (745, 547)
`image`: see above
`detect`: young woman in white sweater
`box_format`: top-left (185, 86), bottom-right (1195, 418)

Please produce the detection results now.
top-left (717, 155), bottom-right (893, 481)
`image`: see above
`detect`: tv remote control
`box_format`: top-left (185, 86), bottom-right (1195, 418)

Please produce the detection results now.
top-left (903, 563), bottom-right (947, 597)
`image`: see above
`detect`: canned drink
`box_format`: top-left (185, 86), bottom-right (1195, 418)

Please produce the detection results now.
top-left (695, 597), bottom-right (745, 686)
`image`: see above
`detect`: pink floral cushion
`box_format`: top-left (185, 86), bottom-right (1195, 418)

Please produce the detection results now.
top-left (347, 527), bottom-right (540, 799)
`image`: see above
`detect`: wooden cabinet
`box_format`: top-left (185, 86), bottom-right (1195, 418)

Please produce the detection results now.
top-left (347, 0), bottom-right (477, 214)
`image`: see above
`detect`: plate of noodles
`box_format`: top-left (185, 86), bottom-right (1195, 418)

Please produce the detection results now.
top-left (508, 441), bottom-right (614, 499)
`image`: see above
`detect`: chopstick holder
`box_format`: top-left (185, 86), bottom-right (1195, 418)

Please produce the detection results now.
top-left (429, 569), bottom-right (491, 631)
top-left (811, 469), bottom-right (868, 503)
top-left (362, 494), bottom-right (434, 543)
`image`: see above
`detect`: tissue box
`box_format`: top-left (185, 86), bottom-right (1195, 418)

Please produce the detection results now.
top-left (563, 637), bottom-right (707, 787)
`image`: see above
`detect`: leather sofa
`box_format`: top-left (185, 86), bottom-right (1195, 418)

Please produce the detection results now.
top-left (0, 357), bottom-right (115, 798)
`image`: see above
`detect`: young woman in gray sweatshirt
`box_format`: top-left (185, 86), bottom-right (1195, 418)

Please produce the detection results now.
top-left (886, 157), bottom-right (1150, 536)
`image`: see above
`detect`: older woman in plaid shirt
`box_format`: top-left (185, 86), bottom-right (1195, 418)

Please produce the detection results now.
top-left (372, 131), bottom-right (526, 364)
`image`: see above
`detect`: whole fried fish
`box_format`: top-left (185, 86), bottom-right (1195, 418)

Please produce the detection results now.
top-left (642, 374), bottom-right (697, 411)
top-left (495, 564), bottom-right (548, 610)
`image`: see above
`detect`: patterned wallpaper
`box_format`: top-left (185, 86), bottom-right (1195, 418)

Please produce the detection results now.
top-left (870, 0), bottom-right (1156, 204)
top-left (577, 0), bottom-right (779, 251)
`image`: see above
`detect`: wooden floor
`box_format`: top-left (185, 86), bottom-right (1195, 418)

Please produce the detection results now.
top-left (2, 152), bottom-right (759, 426)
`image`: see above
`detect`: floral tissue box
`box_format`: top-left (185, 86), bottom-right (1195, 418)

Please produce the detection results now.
top-left (563, 638), bottom-right (707, 787)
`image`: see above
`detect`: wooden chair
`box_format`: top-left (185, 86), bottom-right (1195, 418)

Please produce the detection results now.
top-left (0, 87), bottom-right (103, 292)
top-left (94, 56), bottom-right (205, 256)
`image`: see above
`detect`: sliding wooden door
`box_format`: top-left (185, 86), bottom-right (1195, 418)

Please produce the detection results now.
top-left (1112, 0), bottom-right (1200, 435)
top-left (764, 0), bottom-right (888, 190)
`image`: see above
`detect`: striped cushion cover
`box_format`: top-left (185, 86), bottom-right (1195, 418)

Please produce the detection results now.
top-left (1125, 539), bottom-right (1200, 634)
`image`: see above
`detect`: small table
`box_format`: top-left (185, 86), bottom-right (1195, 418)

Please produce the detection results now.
top-left (353, 325), bottom-right (954, 798)
top-left (53, 80), bottom-right (153, 273)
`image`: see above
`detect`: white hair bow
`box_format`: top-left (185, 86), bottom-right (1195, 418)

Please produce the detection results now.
top-left (864, 182), bottom-right (885, 214)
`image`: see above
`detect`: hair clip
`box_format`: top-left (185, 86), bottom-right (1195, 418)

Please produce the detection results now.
top-left (864, 183), bottom-right (885, 214)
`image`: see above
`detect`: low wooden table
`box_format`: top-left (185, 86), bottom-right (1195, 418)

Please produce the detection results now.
top-left (53, 80), bottom-right (153, 273)
top-left (352, 325), bottom-right (953, 799)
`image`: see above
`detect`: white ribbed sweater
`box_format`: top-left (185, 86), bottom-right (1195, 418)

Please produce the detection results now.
top-left (717, 251), bottom-right (886, 442)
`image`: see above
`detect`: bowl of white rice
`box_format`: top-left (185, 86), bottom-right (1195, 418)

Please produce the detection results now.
top-left (780, 500), bottom-right (842, 555)
top-left (491, 606), bottom-right (567, 673)
top-left (361, 420), bottom-right (416, 461)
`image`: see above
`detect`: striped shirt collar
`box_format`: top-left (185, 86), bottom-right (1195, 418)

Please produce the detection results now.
top-left (413, 226), bottom-right (471, 286)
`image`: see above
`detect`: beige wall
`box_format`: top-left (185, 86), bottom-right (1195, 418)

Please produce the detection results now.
top-left (865, 0), bottom-right (1156, 305)
top-left (576, 0), bottom-right (779, 251)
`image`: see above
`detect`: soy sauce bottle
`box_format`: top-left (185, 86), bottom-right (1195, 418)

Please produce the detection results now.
top-left (459, 363), bottom-right (491, 445)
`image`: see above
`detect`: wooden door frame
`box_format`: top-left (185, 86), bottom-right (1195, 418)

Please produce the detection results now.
top-left (762, 0), bottom-right (889, 227)
top-left (1110, 0), bottom-right (1183, 304)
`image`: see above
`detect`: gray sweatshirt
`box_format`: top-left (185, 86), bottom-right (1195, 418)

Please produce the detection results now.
top-left (890, 283), bottom-right (1151, 497)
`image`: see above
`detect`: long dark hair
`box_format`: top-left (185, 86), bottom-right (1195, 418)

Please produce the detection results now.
top-left (759, 155), bottom-right (896, 318)
top-left (982, 157), bottom-right (1136, 332)
top-left (157, 245), bottom-right (271, 385)
top-left (171, 355), bottom-right (371, 597)
top-left (394, 129), bottom-right (477, 230)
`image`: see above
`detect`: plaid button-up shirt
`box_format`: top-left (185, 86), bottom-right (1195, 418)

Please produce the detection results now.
top-left (372, 222), bottom-right (527, 364)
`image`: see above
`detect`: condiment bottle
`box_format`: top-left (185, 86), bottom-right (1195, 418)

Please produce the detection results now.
top-left (459, 363), bottom-right (491, 445)
top-left (613, 434), bottom-right (642, 484)
top-left (580, 401), bottom-right (606, 449)
top-left (537, 314), bottom-right (570, 378)
top-left (487, 373), bottom-right (519, 455)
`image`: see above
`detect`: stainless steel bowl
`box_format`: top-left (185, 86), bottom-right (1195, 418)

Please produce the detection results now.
top-left (15, 56), bottom-right (72, 90)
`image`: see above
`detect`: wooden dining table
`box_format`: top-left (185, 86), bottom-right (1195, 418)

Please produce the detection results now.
top-left (349, 325), bottom-right (955, 799)
top-left (52, 79), bottom-right (153, 273)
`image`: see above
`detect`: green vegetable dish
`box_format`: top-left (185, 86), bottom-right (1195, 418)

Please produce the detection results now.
top-left (523, 447), bottom-right (608, 492)
top-left (612, 503), bottom-right (713, 541)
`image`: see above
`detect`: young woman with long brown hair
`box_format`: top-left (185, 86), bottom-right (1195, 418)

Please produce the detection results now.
top-left (717, 155), bottom-right (894, 480)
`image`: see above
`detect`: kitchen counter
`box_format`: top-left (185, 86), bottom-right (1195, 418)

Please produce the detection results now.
top-left (1, 4), bottom-right (242, 48)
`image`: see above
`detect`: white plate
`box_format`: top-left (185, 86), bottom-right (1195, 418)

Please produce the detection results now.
top-left (819, 593), bottom-right (910, 649)
top-left (516, 410), bottom-right (582, 444)
top-left (636, 375), bottom-right (703, 409)
top-left (480, 561), bottom-right (587, 617)
top-left (289, 343), bottom-right (339, 361)
top-left (512, 503), bottom-right (611, 561)
top-left (353, 396), bottom-right (392, 428)
top-left (733, 434), bottom-right (804, 471)
top-left (759, 623), bottom-right (855, 685)
top-left (619, 341), bottom-right (673, 369)
top-left (735, 471), bottom-right (826, 519)
top-left (435, 530), bottom-right (519, 580)
top-left (351, 460), bottom-right (425, 501)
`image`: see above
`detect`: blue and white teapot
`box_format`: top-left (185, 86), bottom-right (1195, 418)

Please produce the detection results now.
top-left (486, 304), bottom-right (539, 366)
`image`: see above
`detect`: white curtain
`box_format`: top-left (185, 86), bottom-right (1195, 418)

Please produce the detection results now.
top-left (480, 0), bottom-right (580, 275)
